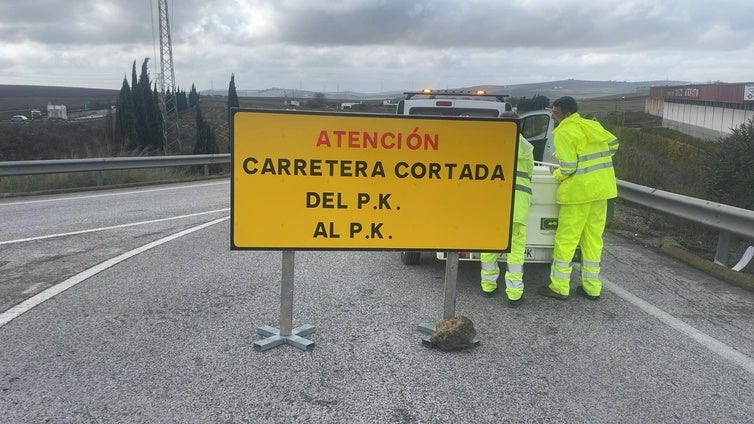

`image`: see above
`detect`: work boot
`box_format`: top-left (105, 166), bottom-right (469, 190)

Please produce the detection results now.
top-left (538, 285), bottom-right (569, 300)
top-left (507, 296), bottom-right (523, 308)
top-left (575, 285), bottom-right (600, 300)
top-left (481, 287), bottom-right (498, 298)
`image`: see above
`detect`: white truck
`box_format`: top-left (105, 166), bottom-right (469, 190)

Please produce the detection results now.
top-left (395, 89), bottom-right (565, 265)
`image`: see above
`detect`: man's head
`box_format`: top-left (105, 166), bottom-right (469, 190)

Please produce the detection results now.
top-left (552, 96), bottom-right (578, 123)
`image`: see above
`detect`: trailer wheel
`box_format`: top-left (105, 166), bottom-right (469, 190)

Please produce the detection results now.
top-left (401, 251), bottom-right (420, 265)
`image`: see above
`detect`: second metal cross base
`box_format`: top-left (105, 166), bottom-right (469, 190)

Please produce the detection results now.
top-left (254, 324), bottom-right (316, 351)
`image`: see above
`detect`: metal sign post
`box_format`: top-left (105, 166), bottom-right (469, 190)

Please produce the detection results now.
top-left (253, 250), bottom-right (315, 351)
top-left (417, 252), bottom-right (480, 347)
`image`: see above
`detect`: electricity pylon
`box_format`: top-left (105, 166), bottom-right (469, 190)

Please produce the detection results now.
top-left (157, 0), bottom-right (181, 153)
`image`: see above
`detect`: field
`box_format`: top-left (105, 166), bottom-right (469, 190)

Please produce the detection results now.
top-left (1, 92), bottom-right (402, 160)
top-left (0, 85), bottom-right (119, 121)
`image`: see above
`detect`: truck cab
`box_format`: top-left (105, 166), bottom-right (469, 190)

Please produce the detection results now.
top-left (396, 89), bottom-right (562, 265)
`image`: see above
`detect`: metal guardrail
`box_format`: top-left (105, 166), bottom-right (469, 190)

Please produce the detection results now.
top-left (0, 154), bottom-right (230, 186)
top-left (1, 154), bottom-right (752, 265)
top-left (618, 180), bottom-right (754, 265)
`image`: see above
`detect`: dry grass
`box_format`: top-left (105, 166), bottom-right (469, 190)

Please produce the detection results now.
top-left (0, 168), bottom-right (199, 196)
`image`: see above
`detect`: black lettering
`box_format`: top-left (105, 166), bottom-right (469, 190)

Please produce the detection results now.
top-left (459, 164), bottom-right (473, 180)
top-left (306, 192), bottom-right (320, 208)
top-left (491, 165), bottom-right (505, 181)
top-left (475, 164), bottom-right (488, 180)
top-left (372, 161), bottom-right (386, 177)
top-left (349, 222), bottom-right (362, 238)
top-left (370, 223), bottom-right (384, 239)
top-left (242, 157), bottom-right (258, 174)
top-left (313, 222), bottom-right (340, 238)
top-left (357, 193), bottom-right (370, 209)
top-left (378, 193), bottom-right (391, 210)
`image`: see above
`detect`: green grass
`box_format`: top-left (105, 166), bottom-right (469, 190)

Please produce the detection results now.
top-left (577, 96), bottom-right (647, 117)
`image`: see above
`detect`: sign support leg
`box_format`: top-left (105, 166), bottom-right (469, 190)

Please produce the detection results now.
top-left (254, 250), bottom-right (316, 351)
top-left (417, 252), bottom-right (479, 347)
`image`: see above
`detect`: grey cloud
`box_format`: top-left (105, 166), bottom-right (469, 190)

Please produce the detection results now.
top-left (2, 0), bottom-right (754, 91)
top-left (249, 0), bottom-right (754, 52)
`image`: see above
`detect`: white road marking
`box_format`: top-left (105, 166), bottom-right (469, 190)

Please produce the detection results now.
top-left (0, 180), bottom-right (228, 207)
top-left (0, 217), bottom-right (229, 329)
top-left (603, 277), bottom-right (754, 375)
top-left (0, 208), bottom-right (229, 245)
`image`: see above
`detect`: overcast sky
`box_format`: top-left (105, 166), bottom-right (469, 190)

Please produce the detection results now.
top-left (2, 0), bottom-right (753, 93)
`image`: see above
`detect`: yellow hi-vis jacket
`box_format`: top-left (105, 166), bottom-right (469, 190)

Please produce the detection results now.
top-left (513, 135), bottom-right (534, 224)
top-left (551, 113), bottom-right (619, 204)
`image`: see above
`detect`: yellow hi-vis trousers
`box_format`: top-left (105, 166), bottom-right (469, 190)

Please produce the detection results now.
top-left (481, 221), bottom-right (527, 300)
top-left (549, 200), bottom-right (607, 297)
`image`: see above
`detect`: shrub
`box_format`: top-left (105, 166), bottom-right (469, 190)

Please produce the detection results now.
top-left (705, 117), bottom-right (754, 210)
top-left (611, 126), bottom-right (707, 197)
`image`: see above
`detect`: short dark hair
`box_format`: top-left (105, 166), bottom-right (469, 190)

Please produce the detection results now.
top-left (553, 96), bottom-right (578, 114)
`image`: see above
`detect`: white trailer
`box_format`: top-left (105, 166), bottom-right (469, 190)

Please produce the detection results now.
top-left (47, 104), bottom-right (68, 120)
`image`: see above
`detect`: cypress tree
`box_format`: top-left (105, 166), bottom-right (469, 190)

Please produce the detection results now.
top-left (228, 74), bottom-right (239, 116)
top-left (131, 61), bottom-right (138, 97)
top-left (131, 61), bottom-right (146, 149)
top-left (189, 84), bottom-right (199, 108)
top-left (115, 77), bottom-right (138, 151)
top-left (177, 88), bottom-right (188, 111)
top-left (133, 58), bottom-right (159, 150)
top-left (193, 104), bottom-right (218, 155)
top-left (150, 84), bottom-right (165, 151)
top-left (116, 58), bottom-right (166, 153)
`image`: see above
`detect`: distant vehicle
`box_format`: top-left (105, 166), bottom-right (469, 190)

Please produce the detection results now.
top-left (396, 89), bottom-right (565, 265)
top-left (10, 115), bottom-right (28, 124)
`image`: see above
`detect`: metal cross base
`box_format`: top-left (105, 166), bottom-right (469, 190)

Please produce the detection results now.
top-left (417, 322), bottom-right (480, 348)
top-left (254, 324), bottom-right (316, 351)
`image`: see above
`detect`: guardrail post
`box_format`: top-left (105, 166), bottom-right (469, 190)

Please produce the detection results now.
top-left (203, 164), bottom-right (210, 176)
top-left (95, 171), bottom-right (104, 186)
top-left (714, 230), bottom-right (731, 266)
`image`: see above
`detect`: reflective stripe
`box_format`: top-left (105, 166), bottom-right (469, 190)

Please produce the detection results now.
top-left (559, 161), bottom-right (577, 169)
top-left (579, 150), bottom-right (612, 161)
top-left (559, 167), bottom-right (576, 177)
top-left (515, 184), bottom-right (532, 195)
top-left (581, 271), bottom-right (600, 279)
top-left (551, 270), bottom-right (571, 280)
top-left (582, 260), bottom-right (600, 268)
top-left (515, 171), bottom-right (531, 179)
top-left (574, 162), bottom-right (613, 175)
top-left (553, 259), bottom-right (571, 268)
top-left (507, 263), bottom-right (523, 274)
top-left (505, 278), bottom-right (524, 290)
top-left (608, 139), bottom-right (619, 148)
top-left (481, 261), bottom-right (498, 271)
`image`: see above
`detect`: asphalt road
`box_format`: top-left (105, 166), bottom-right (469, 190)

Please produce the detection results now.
top-left (2, 180), bottom-right (754, 423)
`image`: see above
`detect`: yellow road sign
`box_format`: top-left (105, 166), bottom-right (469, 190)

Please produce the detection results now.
top-left (231, 110), bottom-right (519, 251)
